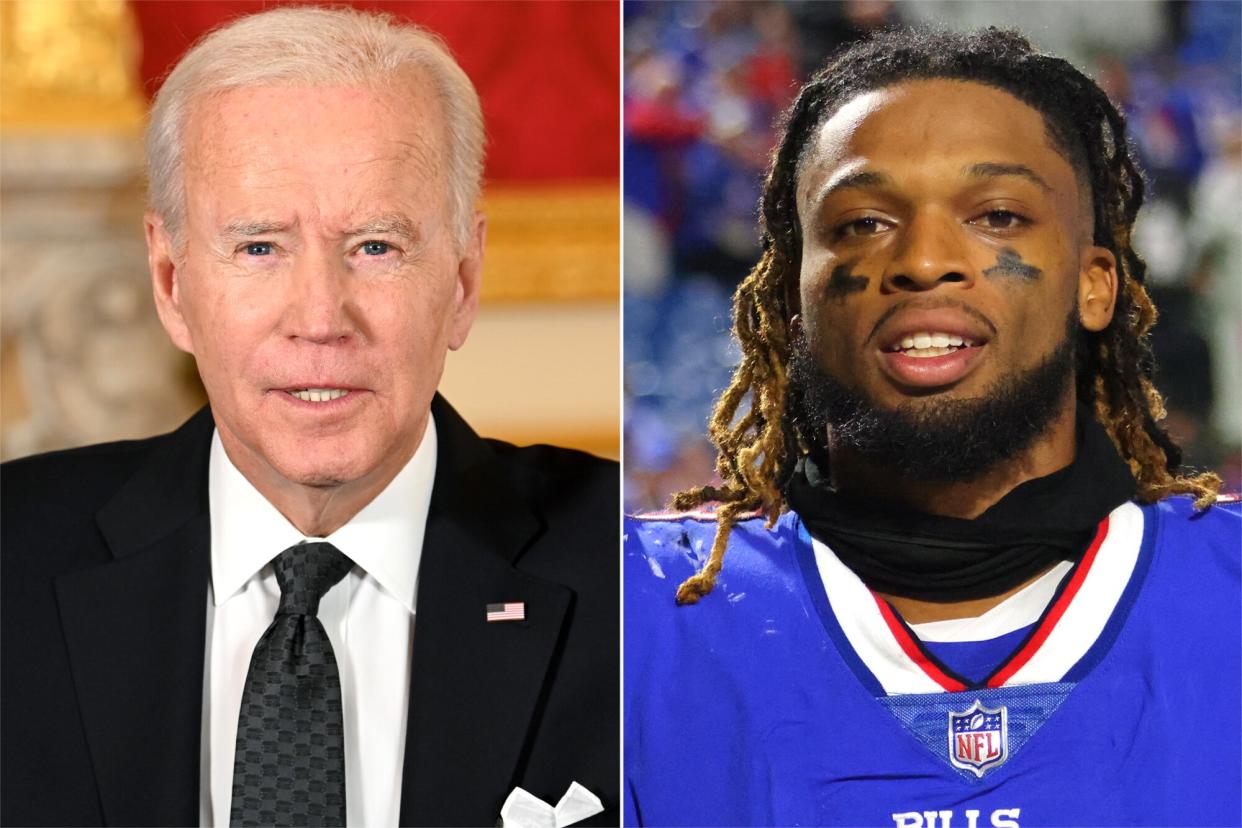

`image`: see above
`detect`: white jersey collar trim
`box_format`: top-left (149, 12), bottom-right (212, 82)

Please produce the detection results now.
top-left (808, 501), bottom-right (1145, 695)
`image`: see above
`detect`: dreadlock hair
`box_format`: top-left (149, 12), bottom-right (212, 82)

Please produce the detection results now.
top-left (672, 26), bottom-right (1222, 605)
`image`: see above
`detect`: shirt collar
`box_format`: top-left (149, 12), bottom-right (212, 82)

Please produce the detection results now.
top-left (208, 415), bottom-right (437, 614)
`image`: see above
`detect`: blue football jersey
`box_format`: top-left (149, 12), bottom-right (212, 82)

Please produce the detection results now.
top-left (624, 497), bottom-right (1241, 827)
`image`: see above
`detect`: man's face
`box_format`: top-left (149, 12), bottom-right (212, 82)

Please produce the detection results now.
top-left (148, 75), bottom-right (482, 491)
top-left (792, 79), bottom-right (1115, 475)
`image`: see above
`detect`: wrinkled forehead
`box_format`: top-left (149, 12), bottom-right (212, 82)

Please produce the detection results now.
top-left (181, 70), bottom-right (447, 181)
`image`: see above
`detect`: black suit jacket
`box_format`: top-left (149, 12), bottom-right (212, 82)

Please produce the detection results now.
top-left (1, 397), bottom-right (619, 826)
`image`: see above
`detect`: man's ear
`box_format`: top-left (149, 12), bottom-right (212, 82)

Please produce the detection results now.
top-left (448, 212), bottom-right (485, 351)
top-left (789, 313), bottom-right (805, 341)
top-left (1077, 245), bottom-right (1118, 333)
top-left (145, 212), bottom-right (194, 354)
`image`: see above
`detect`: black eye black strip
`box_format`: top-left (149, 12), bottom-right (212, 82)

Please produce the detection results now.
top-left (983, 247), bottom-right (1042, 281)
top-left (826, 262), bottom-right (869, 301)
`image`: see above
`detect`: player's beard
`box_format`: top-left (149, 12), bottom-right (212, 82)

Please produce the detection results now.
top-left (788, 312), bottom-right (1079, 483)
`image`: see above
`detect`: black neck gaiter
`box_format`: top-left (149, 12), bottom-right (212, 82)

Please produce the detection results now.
top-left (785, 409), bottom-right (1136, 602)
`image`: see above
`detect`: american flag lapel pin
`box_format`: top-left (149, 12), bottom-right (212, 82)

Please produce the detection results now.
top-left (486, 602), bottom-right (526, 622)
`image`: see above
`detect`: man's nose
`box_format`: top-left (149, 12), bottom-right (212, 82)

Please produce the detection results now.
top-left (881, 210), bottom-right (974, 292)
top-left (283, 255), bottom-right (357, 344)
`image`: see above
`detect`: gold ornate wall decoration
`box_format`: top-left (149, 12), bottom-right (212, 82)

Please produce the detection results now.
top-left (479, 183), bottom-right (619, 302)
top-left (1, 0), bottom-right (205, 461)
top-left (0, 130), bottom-right (205, 461)
top-left (0, 0), bottom-right (146, 130)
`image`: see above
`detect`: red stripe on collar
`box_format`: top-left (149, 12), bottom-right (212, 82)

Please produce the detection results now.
top-left (986, 516), bottom-right (1110, 687)
top-left (873, 594), bottom-right (968, 692)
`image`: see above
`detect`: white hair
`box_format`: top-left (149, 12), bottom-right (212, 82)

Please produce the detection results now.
top-left (145, 5), bottom-right (484, 247)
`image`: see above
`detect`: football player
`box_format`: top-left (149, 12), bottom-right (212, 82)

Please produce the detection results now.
top-left (625, 28), bottom-right (1239, 827)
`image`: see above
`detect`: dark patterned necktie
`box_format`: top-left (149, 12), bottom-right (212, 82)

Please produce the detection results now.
top-left (231, 541), bottom-right (354, 827)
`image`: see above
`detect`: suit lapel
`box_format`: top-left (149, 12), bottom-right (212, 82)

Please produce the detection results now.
top-left (50, 401), bottom-right (565, 826)
top-left (55, 409), bottom-right (214, 826)
top-left (400, 397), bottom-right (570, 826)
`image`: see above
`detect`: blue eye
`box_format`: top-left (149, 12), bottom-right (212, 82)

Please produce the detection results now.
top-left (361, 241), bottom-right (390, 256)
top-left (244, 242), bottom-right (273, 256)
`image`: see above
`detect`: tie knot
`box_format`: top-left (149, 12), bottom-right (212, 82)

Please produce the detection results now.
top-left (273, 541), bottom-right (353, 616)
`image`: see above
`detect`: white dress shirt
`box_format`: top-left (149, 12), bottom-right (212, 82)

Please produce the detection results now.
top-left (199, 417), bottom-right (437, 827)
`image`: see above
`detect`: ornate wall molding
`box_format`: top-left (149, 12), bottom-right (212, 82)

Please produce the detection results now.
top-left (0, 130), bottom-right (204, 461)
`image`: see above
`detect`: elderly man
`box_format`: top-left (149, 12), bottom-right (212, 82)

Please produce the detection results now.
top-left (2, 7), bottom-right (617, 827)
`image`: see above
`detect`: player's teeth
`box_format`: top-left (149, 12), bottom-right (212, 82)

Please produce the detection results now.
top-left (890, 332), bottom-right (982, 353)
top-left (290, 388), bottom-right (348, 402)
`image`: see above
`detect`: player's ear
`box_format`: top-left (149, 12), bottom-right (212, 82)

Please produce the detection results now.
top-left (784, 262), bottom-right (802, 329)
top-left (1077, 245), bottom-right (1117, 333)
top-left (146, 212), bottom-right (195, 354)
top-left (789, 313), bottom-right (805, 342)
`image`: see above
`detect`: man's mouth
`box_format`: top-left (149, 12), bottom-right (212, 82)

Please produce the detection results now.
top-left (882, 331), bottom-right (982, 359)
top-left (871, 308), bottom-right (994, 389)
top-left (285, 388), bottom-right (351, 403)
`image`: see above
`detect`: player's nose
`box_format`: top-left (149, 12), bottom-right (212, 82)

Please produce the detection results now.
top-left (882, 209), bottom-right (974, 292)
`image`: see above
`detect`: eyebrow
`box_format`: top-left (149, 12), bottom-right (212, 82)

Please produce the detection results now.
top-left (809, 170), bottom-right (895, 208)
top-left (345, 214), bottom-right (419, 239)
top-left (219, 220), bottom-right (294, 241)
top-left (965, 162), bottom-right (1052, 192)
top-left (216, 215), bottom-right (420, 243)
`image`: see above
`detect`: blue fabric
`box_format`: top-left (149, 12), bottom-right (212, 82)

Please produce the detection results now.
top-left (624, 498), bottom-right (1242, 826)
top-left (922, 624), bottom-right (1037, 686)
top-left (878, 683), bottom-right (1074, 782)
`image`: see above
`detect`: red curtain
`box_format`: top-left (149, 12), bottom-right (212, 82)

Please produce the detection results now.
top-left (130, 1), bottom-right (619, 183)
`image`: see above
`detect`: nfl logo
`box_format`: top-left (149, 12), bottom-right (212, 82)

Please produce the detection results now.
top-left (948, 700), bottom-right (1008, 777)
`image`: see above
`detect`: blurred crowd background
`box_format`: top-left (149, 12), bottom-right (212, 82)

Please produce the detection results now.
top-left (623, 0), bottom-right (1242, 512)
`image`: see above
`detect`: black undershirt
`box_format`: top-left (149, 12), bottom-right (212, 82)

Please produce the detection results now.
top-left (785, 409), bottom-right (1137, 603)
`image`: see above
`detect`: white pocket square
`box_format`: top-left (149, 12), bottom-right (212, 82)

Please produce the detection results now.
top-left (499, 781), bottom-right (604, 828)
